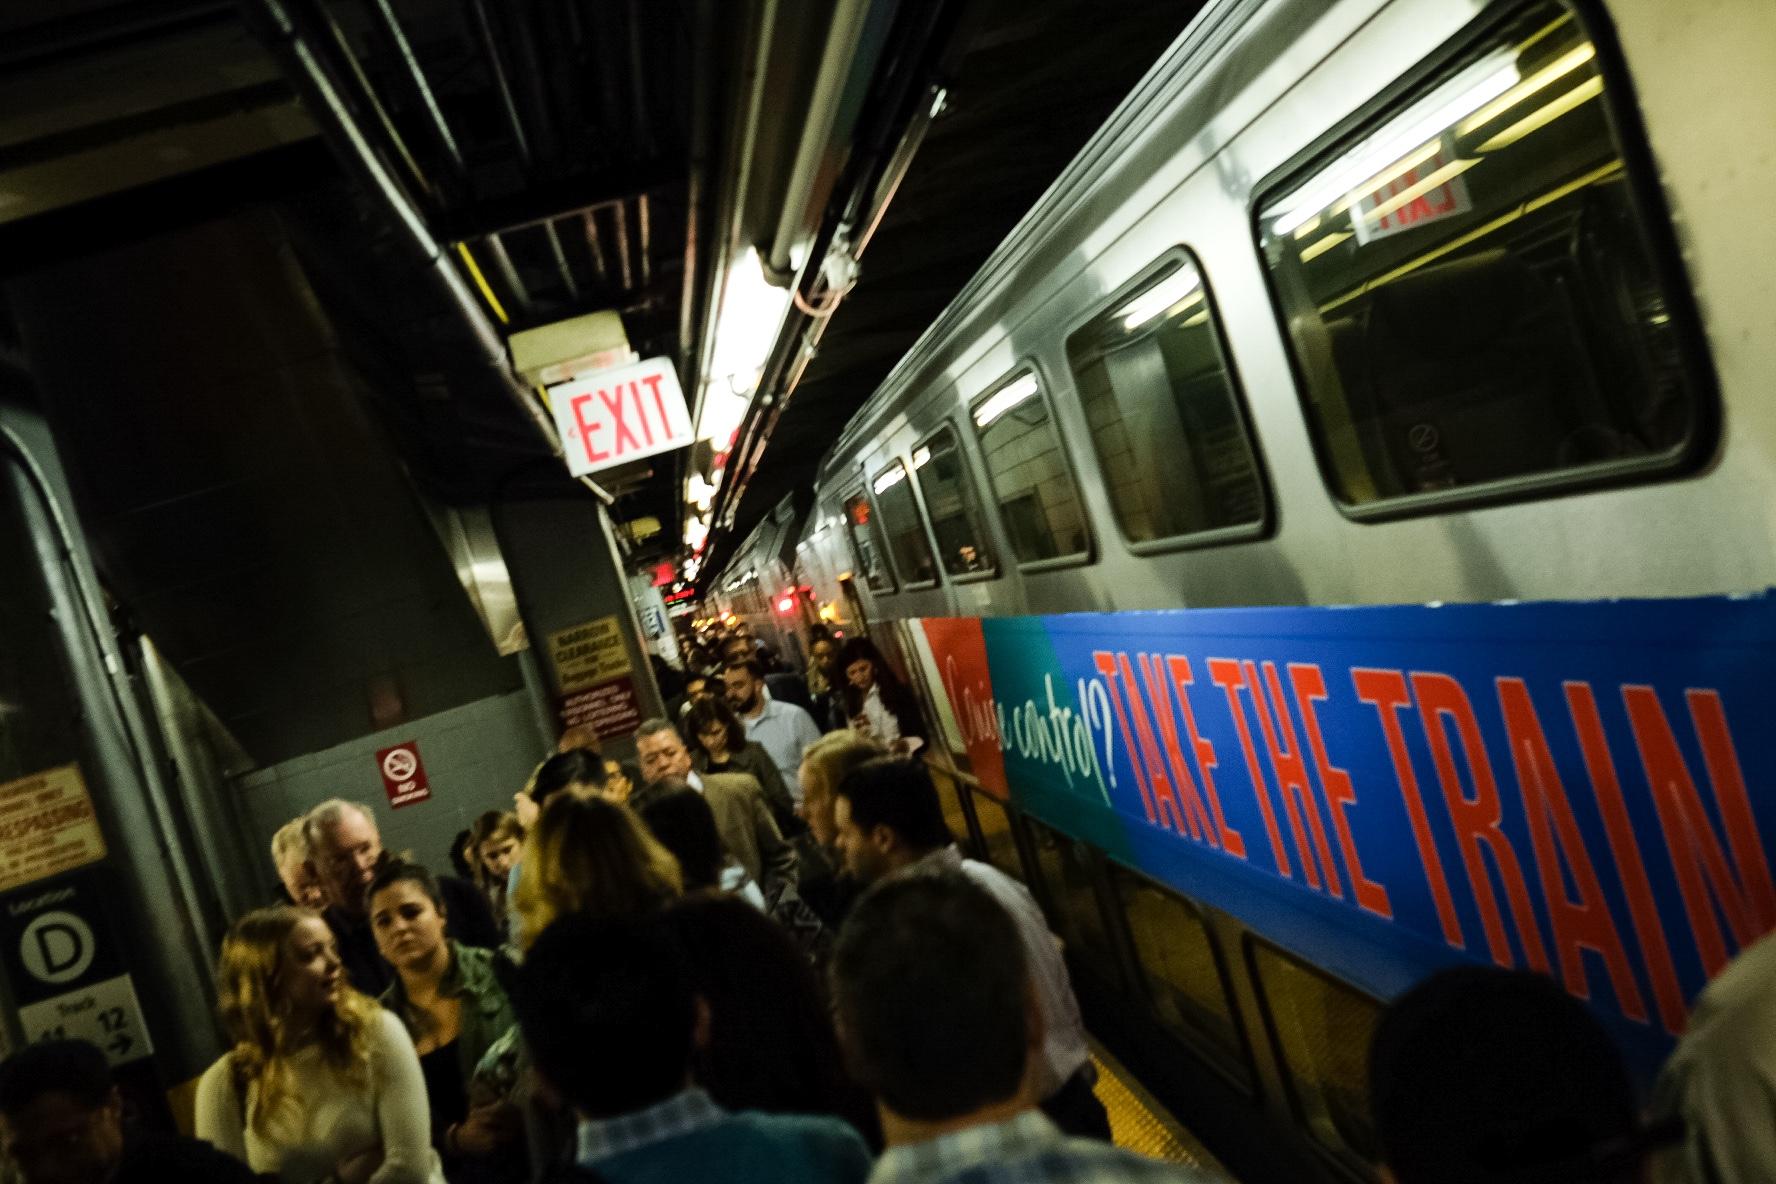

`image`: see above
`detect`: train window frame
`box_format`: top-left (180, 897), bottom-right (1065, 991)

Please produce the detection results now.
top-left (1062, 247), bottom-right (1274, 556)
top-left (910, 421), bottom-right (1000, 584)
top-left (867, 457), bottom-right (942, 592)
top-left (840, 483), bottom-right (898, 594)
top-left (1248, 0), bottom-right (1718, 522)
top-left (1105, 858), bottom-right (1257, 1096)
top-left (1244, 933), bottom-right (1387, 1175)
top-left (966, 362), bottom-right (1096, 573)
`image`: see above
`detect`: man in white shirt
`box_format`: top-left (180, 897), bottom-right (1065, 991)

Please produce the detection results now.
top-left (723, 658), bottom-right (822, 804)
top-left (829, 757), bottom-right (1109, 1141)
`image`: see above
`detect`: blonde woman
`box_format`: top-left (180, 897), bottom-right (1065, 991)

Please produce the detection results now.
top-left (194, 907), bottom-right (443, 1184)
top-left (511, 793), bottom-right (682, 949)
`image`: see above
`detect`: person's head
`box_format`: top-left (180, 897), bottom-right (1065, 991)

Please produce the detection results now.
top-left (302, 801), bottom-right (382, 915)
top-left (684, 675), bottom-right (712, 704)
top-left (1370, 967), bottom-right (1641, 1184)
top-left (831, 757), bottom-right (954, 883)
top-left (838, 638), bottom-right (888, 695)
top-left (449, 828), bottom-right (476, 880)
top-left (557, 724), bottom-right (604, 757)
top-left (602, 759), bottom-right (638, 805)
top-left (661, 895), bottom-right (856, 1118)
top-left (509, 913), bottom-right (697, 1119)
top-left (721, 637), bottom-right (754, 667)
top-left (638, 785), bottom-right (726, 893)
top-left (515, 748), bottom-right (606, 829)
top-left (366, 858), bottom-right (448, 975)
top-left (511, 793), bottom-right (682, 948)
top-left (831, 872), bottom-right (1037, 1127)
top-left (685, 696), bottom-right (746, 762)
top-left (635, 719), bottom-right (694, 786)
top-left (471, 810), bottom-right (524, 883)
top-left (721, 659), bottom-right (766, 714)
top-left (270, 819), bottom-right (325, 910)
top-left (810, 635), bottom-right (838, 676)
top-left (0, 1041), bottom-right (124, 1184)
top-left (798, 731), bottom-right (887, 847)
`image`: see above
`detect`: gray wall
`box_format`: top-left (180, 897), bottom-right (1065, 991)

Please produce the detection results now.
top-left (234, 690), bottom-right (549, 883)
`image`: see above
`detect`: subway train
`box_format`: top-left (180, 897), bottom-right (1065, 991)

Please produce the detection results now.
top-left (709, 0), bottom-right (1776, 1179)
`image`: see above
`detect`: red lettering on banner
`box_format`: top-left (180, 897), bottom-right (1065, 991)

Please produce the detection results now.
top-left (1626, 686), bottom-right (1776, 978)
top-left (1247, 661), bottom-right (1336, 893)
top-left (1115, 653), bottom-right (1191, 838)
top-left (1137, 655), bottom-right (1216, 846)
top-left (1497, 678), bottom-right (1646, 1022)
top-left (1209, 659), bottom-right (1291, 878)
top-left (601, 387), bottom-right (641, 453)
top-left (1567, 682), bottom-right (1686, 1035)
top-left (1168, 657), bottom-right (1246, 859)
top-left (1354, 668), bottom-right (1464, 947)
top-left (1291, 664), bottom-right (1392, 919)
top-left (1094, 652), bottom-right (1156, 825)
top-left (1412, 672), bottom-right (1550, 972)
top-left (571, 395), bottom-right (610, 463)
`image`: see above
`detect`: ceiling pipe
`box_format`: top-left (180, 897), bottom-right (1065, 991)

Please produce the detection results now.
top-left (241, 0), bottom-right (562, 454)
top-left (764, 0), bottom-right (877, 279)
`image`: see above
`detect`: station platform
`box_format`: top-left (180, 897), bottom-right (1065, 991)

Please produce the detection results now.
top-left (1092, 1042), bottom-right (1237, 1179)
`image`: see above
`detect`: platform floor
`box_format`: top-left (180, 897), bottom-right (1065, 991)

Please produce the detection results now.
top-left (1092, 1042), bottom-right (1237, 1178)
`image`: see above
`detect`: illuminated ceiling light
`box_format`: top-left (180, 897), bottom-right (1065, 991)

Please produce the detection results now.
top-left (685, 472), bottom-right (718, 513)
top-left (1117, 270), bottom-right (1205, 332)
top-left (872, 465), bottom-right (908, 494)
top-left (1457, 43), bottom-right (1596, 137)
top-left (1475, 75), bottom-right (1604, 153)
top-left (697, 247), bottom-right (792, 446)
top-left (1270, 51), bottom-right (1520, 236)
top-left (973, 374), bottom-right (1041, 429)
top-left (1299, 231), bottom-right (1352, 263)
top-left (911, 446), bottom-right (932, 470)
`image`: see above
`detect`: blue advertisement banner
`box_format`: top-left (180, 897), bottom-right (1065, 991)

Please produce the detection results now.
top-left (919, 595), bottom-right (1776, 1072)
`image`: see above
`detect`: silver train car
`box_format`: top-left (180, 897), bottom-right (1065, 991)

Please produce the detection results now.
top-left (719, 0), bottom-right (1776, 1178)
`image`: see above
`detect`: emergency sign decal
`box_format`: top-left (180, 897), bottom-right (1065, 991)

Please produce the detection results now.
top-left (918, 594), bottom-right (1776, 1068)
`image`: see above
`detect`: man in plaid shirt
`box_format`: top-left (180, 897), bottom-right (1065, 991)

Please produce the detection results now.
top-left (831, 873), bottom-right (1212, 1184)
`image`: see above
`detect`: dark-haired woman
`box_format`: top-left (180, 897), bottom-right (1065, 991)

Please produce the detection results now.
top-left (684, 696), bottom-right (799, 830)
top-left (368, 860), bottom-right (522, 1184)
top-left (837, 637), bottom-right (925, 752)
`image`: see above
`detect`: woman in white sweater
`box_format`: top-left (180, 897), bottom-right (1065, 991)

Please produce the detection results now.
top-left (194, 906), bottom-right (444, 1184)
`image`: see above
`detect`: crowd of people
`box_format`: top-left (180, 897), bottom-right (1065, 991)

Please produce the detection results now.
top-left (0, 629), bottom-right (1768, 1184)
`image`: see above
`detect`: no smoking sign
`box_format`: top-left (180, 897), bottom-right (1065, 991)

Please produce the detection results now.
top-left (375, 741), bottom-right (431, 809)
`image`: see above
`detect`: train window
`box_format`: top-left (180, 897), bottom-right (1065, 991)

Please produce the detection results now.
top-left (1249, 939), bottom-right (1384, 1168)
top-left (964, 785), bottom-right (1024, 882)
top-left (869, 461), bottom-right (939, 588)
top-left (1256, 1), bottom-right (1708, 512)
top-left (970, 371), bottom-right (1090, 565)
top-left (842, 489), bottom-right (896, 593)
top-left (1109, 863), bottom-right (1251, 1086)
top-left (1026, 823), bottom-right (1117, 978)
top-left (911, 426), bottom-right (997, 577)
top-left (1065, 252), bottom-right (1266, 546)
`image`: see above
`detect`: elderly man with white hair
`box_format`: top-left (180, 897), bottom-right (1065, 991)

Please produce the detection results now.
top-left (302, 799), bottom-right (502, 994)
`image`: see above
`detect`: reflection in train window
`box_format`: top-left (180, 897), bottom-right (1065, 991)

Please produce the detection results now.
top-left (965, 785), bottom-right (1024, 882)
top-left (912, 426), bottom-right (996, 577)
top-left (1109, 864), bottom-right (1251, 1086)
top-left (1250, 939), bottom-right (1383, 1167)
top-left (970, 372), bottom-right (1090, 565)
top-left (1257, 1), bottom-right (1707, 510)
top-left (1027, 823), bottom-right (1117, 979)
top-left (869, 462), bottom-right (939, 588)
top-left (1066, 252), bottom-right (1265, 544)
top-left (842, 489), bottom-right (896, 593)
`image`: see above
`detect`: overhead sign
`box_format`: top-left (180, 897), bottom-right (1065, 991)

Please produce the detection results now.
top-left (550, 355), bottom-right (693, 477)
top-left (915, 594), bottom-right (1776, 1074)
top-left (0, 766), bottom-right (107, 893)
top-left (376, 742), bottom-right (431, 809)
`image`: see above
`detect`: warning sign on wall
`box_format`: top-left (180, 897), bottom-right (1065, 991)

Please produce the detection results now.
top-left (556, 677), bottom-right (643, 740)
top-left (376, 742), bottom-right (432, 809)
top-left (0, 766), bottom-right (107, 894)
top-left (548, 616), bottom-right (633, 692)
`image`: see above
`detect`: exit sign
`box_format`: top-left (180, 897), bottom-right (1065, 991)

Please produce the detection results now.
top-left (550, 355), bottom-right (694, 477)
